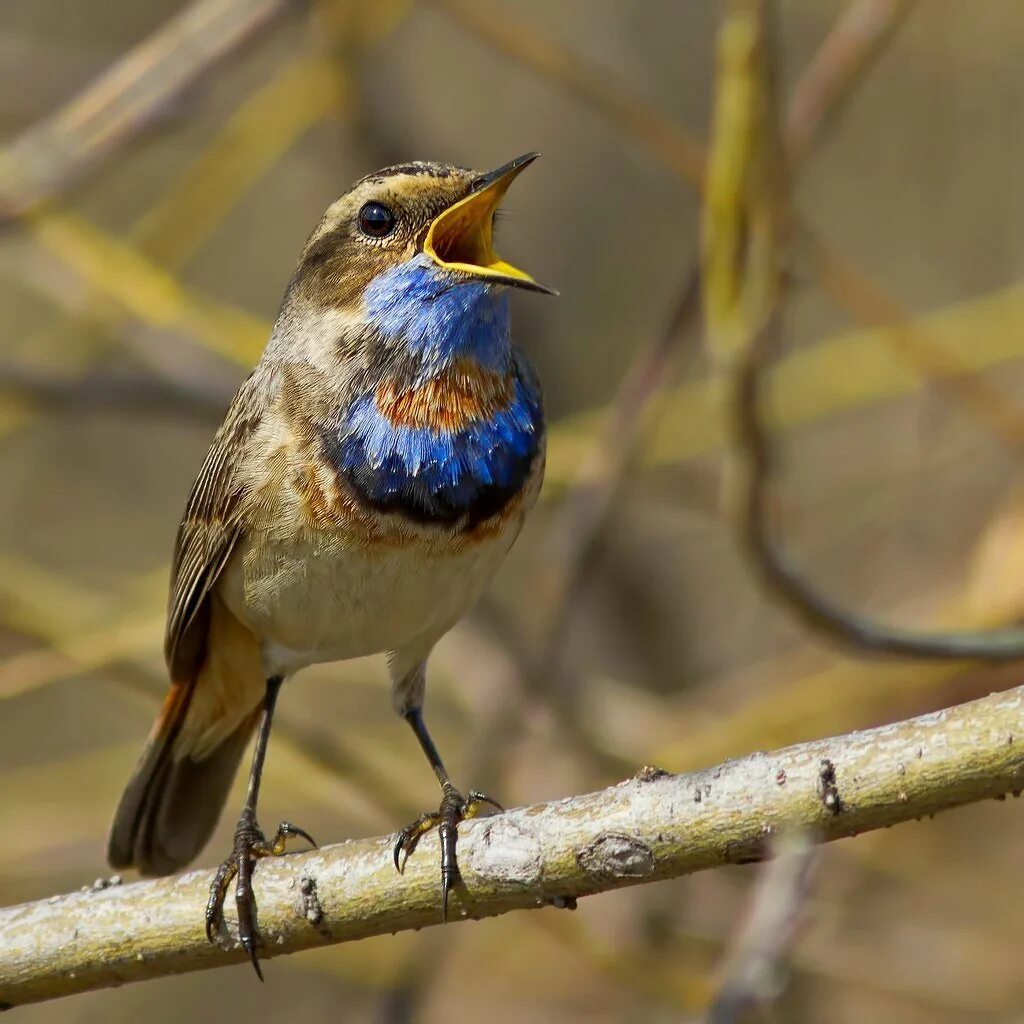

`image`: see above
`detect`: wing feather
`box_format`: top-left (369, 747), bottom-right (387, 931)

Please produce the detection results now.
top-left (164, 370), bottom-right (270, 683)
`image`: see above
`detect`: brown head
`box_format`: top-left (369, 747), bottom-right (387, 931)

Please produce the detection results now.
top-left (288, 154), bottom-right (552, 313)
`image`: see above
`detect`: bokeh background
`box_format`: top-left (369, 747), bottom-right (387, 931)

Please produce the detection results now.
top-left (2, 1), bottom-right (1024, 1021)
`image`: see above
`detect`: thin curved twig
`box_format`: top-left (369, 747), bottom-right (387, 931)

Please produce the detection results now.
top-left (733, 311), bottom-right (1024, 659)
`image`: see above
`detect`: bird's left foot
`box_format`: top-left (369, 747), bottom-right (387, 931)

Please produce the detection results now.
top-left (393, 783), bottom-right (501, 920)
top-left (205, 817), bottom-right (316, 979)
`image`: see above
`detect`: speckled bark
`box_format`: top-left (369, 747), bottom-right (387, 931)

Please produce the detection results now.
top-left (2, 685), bottom-right (1022, 1008)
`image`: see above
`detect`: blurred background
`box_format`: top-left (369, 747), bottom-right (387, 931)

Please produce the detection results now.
top-left (1, 0), bottom-right (1023, 1021)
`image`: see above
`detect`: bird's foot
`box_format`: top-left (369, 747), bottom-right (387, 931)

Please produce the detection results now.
top-left (393, 783), bottom-right (501, 921)
top-left (205, 816), bottom-right (316, 979)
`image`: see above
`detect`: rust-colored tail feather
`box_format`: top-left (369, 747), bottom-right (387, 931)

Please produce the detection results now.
top-left (108, 683), bottom-right (258, 876)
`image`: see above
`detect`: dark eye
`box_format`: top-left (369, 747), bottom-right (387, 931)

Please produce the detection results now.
top-left (358, 201), bottom-right (396, 238)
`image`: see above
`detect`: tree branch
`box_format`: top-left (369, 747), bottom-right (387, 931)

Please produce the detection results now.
top-left (2, 685), bottom-right (1022, 1009)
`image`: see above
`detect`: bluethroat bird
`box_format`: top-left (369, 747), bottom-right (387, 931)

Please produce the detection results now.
top-left (108, 154), bottom-right (552, 976)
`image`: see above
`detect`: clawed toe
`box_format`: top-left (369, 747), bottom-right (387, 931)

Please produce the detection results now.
top-left (205, 817), bottom-right (316, 979)
top-left (393, 811), bottom-right (439, 873)
top-left (393, 784), bottom-right (502, 921)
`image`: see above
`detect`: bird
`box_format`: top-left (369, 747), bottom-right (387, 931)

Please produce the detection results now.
top-left (107, 154), bottom-right (552, 977)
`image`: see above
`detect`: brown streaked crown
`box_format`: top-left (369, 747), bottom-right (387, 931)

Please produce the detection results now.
top-left (290, 162), bottom-right (481, 311)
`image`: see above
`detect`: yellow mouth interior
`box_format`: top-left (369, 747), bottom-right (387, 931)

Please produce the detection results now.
top-left (423, 175), bottom-right (538, 287)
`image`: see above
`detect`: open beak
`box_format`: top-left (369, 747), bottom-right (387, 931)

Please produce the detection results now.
top-left (423, 153), bottom-right (556, 294)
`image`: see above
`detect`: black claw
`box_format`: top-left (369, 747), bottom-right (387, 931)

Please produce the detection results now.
top-left (393, 812), bottom-right (437, 875)
top-left (468, 790), bottom-right (503, 812)
top-left (269, 821), bottom-right (317, 855)
top-left (279, 822), bottom-right (318, 849)
top-left (243, 936), bottom-right (264, 982)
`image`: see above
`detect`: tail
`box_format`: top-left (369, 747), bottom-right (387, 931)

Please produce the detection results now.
top-left (108, 600), bottom-right (264, 876)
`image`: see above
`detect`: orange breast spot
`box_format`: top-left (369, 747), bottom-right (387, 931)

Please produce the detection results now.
top-left (375, 361), bottom-right (514, 432)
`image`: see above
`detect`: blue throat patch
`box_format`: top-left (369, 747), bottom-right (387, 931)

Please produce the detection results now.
top-left (363, 254), bottom-right (511, 374)
top-left (334, 374), bottom-right (542, 526)
top-left (328, 257), bottom-right (543, 527)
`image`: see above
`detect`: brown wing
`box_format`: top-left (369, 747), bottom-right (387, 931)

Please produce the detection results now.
top-left (164, 369), bottom-right (268, 683)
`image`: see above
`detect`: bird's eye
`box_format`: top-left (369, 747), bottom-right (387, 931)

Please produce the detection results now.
top-left (358, 201), bottom-right (396, 239)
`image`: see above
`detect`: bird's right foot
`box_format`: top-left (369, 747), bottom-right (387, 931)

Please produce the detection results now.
top-left (205, 816), bottom-right (316, 979)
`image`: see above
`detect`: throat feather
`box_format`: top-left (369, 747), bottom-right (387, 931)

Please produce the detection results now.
top-left (327, 360), bottom-right (542, 528)
top-left (363, 254), bottom-right (511, 372)
top-left (375, 361), bottom-right (516, 432)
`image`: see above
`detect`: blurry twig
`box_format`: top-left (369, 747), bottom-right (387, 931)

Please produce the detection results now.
top-left (3, 52), bottom-right (348, 422)
top-left (0, 0), bottom-right (300, 222)
top-left (701, 0), bottom-right (786, 373)
top-left (517, 0), bottom-right (957, 721)
top-left (27, 212), bottom-right (268, 367)
top-left (2, 684), bottom-right (1022, 1007)
top-left (130, 53), bottom-right (346, 268)
top-left (0, 365), bottom-right (226, 420)
top-left (534, 0), bottom-right (936, 691)
top-left (538, 280), bottom-right (1024, 489)
top-left (532, 909), bottom-right (711, 1012)
top-left (702, 832), bottom-right (817, 1024)
top-left (425, 0), bottom-right (706, 187)
top-left (785, 0), bottom-right (916, 162)
top-left (733, 313), bottom-right (1024, 659)
top-left (808, 235), bottom-right (1024, 452)
top-left (706, 1), bottom-right (1024, 660)
top-left (536, 270), bottom-right (702, 682)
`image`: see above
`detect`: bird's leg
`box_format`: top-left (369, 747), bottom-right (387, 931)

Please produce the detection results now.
top-left (393, 706), bottom-right (501, 921)
top-left (204, 676), bottom-right (316, 979)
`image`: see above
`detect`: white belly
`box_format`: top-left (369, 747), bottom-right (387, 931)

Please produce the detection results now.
top-left (218, 527), bottom-right (513, 677)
